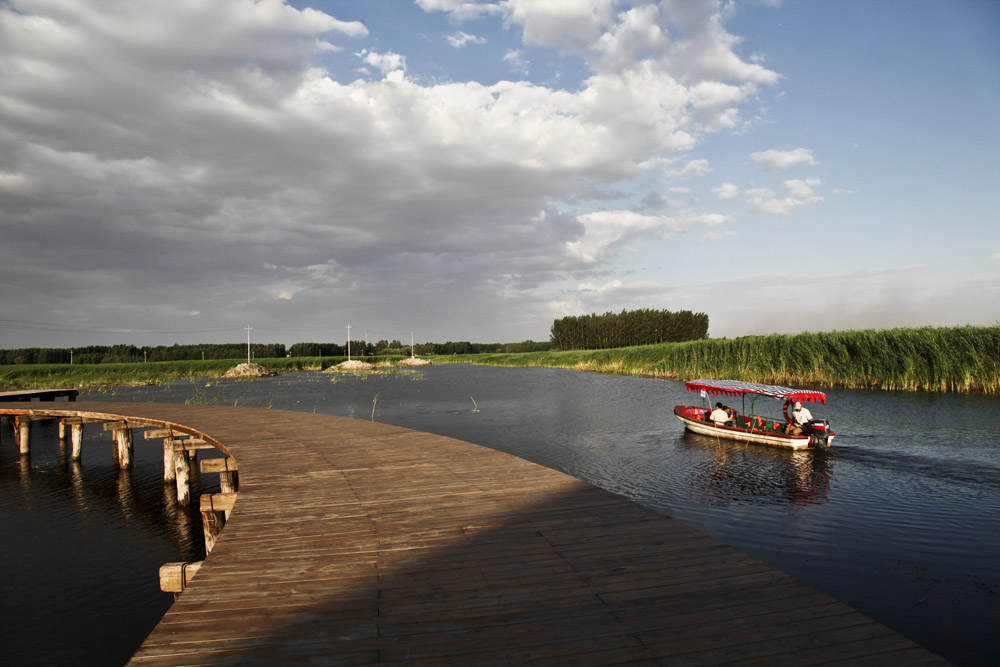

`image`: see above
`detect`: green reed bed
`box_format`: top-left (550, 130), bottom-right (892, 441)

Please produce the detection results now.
top-left (429, 326), bottom-right (1000, 394)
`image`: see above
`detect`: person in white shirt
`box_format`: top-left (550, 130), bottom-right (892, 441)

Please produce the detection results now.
top-left (710, 402), bottom-right (731, 425)
top-left (785, 401), bottom-right (813, 435)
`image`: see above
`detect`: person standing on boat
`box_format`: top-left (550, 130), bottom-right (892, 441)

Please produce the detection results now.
top-left (710, 403), bottom-right (731, 426)
top-left (785, 401), bottom-right (813, 435)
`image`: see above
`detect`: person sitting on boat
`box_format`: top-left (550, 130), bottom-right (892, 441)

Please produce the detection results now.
top-left (785, 401), bottom-right (814, 435)
top-left (710, 403), bottom-right (732, 426)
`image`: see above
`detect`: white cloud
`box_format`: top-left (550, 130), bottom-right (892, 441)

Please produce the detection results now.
top-left (446, 31), bottom-right (486, 48)
top-left (751, 148), bottom-right (819, 170)
top-left (506, 0), bottom-right (618, 55)
top-left (568, 210), bottom-right (681, 264)
top-left (568, 208), bottom-right (732, 263)
top-left (503, 49), bottom-right (529, 74)
top-left (678, 158), bottom-right (712, 176)
top-left (682, 212), bottom-right (733, 226)
top-left (991, 252), bottom-right (1000, 260)
top-left (416, 0), bottom-right (504, 23)
top-left (355, 49), bottom-right (406, 74)
top-left (714, 182), bottom-right (741, 199)
top-left (0, 0), bottom-right (790, 344)
top-left (745, 180), bottom-right (824, 214)
top-left (782, 177), bottom-right (822, 198)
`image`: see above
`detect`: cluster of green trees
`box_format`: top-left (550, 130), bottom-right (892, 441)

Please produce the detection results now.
top-left (288, 341), bottom-right (375, 357)
top-left (291, 339), bottom-right (554, 357)
top-left (414, 340), bottom-right (554, 355)
top-left (0, 343), bottom-right (286, 365)
top-left (550, 308), bottom-right (709, 351)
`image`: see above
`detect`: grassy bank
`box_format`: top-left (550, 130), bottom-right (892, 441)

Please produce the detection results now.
top-left (0, 356), bottom-right (407, 391)
top-left (1, 327), bottom-right (996, 394)
top-left (428, 326), bottom-right (1000, 394)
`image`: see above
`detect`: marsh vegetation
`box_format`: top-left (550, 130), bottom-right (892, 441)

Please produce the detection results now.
top-left (0, 326), bottom-right (995, 394)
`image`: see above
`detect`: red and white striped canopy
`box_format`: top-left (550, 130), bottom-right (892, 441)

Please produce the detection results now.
top-left (684, 379), bottom-right (827, 403)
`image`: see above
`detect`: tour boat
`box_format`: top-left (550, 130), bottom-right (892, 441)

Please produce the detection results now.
top-left (674, 379), bottom-right (834, 450)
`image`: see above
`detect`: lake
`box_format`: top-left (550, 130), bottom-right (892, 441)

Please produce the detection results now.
top-left (1, 364), bottom-right (998, 665)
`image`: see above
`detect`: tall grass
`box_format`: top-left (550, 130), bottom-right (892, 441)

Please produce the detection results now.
top-left (429, 326), bottom-right (1000, 394)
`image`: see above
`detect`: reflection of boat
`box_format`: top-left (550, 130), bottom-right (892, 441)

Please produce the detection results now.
top-left (678, 433), bottom-right (832, 506)
top-left (674, 379), bottom-right (834, 449)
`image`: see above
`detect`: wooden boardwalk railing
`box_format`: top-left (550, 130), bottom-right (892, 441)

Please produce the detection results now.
top-left (0, 402), bottom-right (948, 665)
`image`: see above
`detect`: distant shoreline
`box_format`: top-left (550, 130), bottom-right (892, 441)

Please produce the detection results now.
top-left (0, 326), bottom-right (997, 394)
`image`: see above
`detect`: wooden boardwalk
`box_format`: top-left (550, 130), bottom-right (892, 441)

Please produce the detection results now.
top-left (0, 387), bottom-right (78, 401)
top-left (0, 401), bottom-right (947, 665)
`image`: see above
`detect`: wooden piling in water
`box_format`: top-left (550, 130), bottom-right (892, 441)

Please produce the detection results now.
top-left (71, 422), bottom-right (83, 460)
top-left (199, 492), bottom-right (236, 553)
top-left (105, 421), bottom-right (134, 468)
top-left (16, 416), bottom-right (29, 455)
top-left (144, 428), bottom-right (177, 481)
top-left (172, 448), bottom-right (191, 505)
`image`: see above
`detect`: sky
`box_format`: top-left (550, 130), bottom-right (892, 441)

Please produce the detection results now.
top-left (0, 0), bottom-right (998, 349)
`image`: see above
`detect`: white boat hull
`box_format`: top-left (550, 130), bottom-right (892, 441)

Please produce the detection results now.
top-left (674, 406), bottom-right (831, 450)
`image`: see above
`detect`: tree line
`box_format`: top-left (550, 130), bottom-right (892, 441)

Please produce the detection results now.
top-left (0, 343), bottom-right (287, 365)
top-left (0, 308), bottom-right (709, 364)
top-left (0, 339), bottom-right (556, 365)
top-left (549, 308), bottom-right (709, 351)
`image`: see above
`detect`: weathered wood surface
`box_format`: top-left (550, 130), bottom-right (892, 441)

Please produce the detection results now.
top-left (0, 388), bottom-right (78, 401)
top-left (0, 401), bottom-right (947, 665)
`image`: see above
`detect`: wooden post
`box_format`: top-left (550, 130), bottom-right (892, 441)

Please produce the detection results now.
top-left (119, 426), bottom-right (134, 468)
top-left (220, 469), bottom-right (236, 495)
top-left (16, 416), bottom-right (30, 456)
top-left (199, 493), bottom-right (236, 553)
top-left (163, 440), bottom-right (176, 481)
top-left (174, 450), bottom-right (191, 505)
top-left (200, 457), bottom-right (239, 496)
top-left (71, 422), bottom-right (84, 460)
top-left (58, 419), bottom-right (66, 442)
top-left (104, 421), bottom-right (133, 468)
top-left (144, 428), bottom-right (177, 481)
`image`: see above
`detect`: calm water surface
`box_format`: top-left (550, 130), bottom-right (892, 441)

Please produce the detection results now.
top-left (2, 364), bottom-right (998, 665)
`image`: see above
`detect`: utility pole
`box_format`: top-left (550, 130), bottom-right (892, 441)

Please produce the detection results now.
top-left (245, 325), bottom-right (252, 365)
top-left (346, 324), bottom-right (351, 361)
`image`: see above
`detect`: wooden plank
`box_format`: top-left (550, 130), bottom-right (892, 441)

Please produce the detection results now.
top-left (199, 493), bottom-right (237, 513)
top-left (200, 457), bottom-right (238, 473)
top-left (0, 401), bottom-right (947, 666)
top-left (169, 438), bottom-right (213, 451)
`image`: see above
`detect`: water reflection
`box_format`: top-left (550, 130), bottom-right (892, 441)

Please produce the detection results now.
top-left (69, 460), bottom-right (85, 508)
top-left (677, 431), bottom-right (832, 507)
top-left (116, 469), bottom-right (136, 519)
